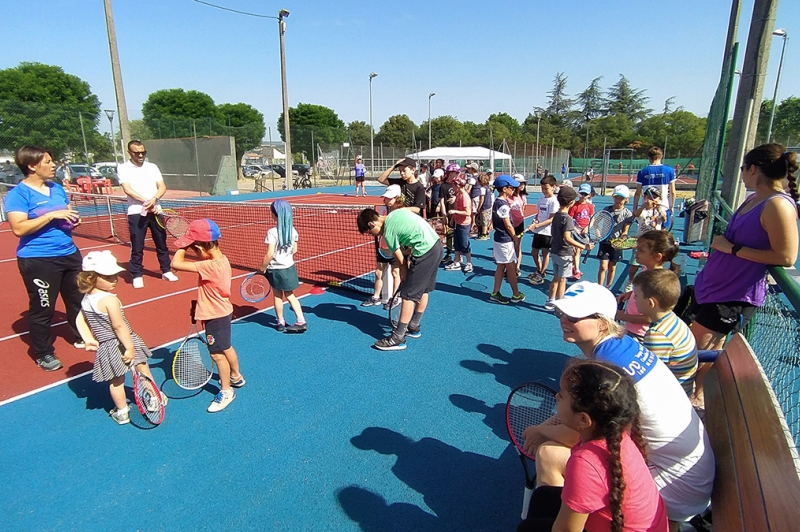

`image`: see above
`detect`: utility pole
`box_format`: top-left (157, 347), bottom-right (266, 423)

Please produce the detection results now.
top-left (103, 0), bottom-right (131, 160)
top-left (278, 9), bottom-right (292, 190)
top-left (721, 0), bottom-right (778, 209)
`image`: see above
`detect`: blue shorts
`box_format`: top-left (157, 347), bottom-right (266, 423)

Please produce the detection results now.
top-left (454, 224), bottom-right (471, 253)
top-left (203, 314), bottom-right (232, 353)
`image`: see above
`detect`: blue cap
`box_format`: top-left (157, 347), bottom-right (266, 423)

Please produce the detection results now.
top-left (493, 174), bottom-right (519, 189)
top-left (578, 183), bottom-right (593, 195)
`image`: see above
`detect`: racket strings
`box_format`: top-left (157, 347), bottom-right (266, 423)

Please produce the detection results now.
top-left (506, 388), bottom-right (558, 456)
top-left (174, 339), bottom-right (213, 389)
top-left (241, 275), bottom-right (270, 302)
top-left (134, 373), bottom-right (163, 424)
top-left (166, 216), bottom-right (190, 237)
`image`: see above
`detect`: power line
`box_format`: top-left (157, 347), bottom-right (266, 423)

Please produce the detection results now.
top-left (190, 0), bottom-right (274, 19)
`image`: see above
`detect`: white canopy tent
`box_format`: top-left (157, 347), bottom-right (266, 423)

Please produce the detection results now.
top-left (407, 146), bottom-right (512, 172)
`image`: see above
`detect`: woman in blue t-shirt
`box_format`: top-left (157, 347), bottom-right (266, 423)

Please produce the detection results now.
top-left (4, 146), bottom-right (83, 371)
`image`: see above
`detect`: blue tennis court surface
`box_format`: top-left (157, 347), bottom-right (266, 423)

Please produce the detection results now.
top-left (2, 194), bottom-right (692, 530)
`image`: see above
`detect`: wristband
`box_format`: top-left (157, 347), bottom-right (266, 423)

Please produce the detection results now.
top-left (731, 244), bottom-right (743, 257)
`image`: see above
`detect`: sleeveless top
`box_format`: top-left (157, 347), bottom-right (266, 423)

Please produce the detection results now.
top-left (82, 291), bottom-right (151, 382)
top-left (695, 193), bottom-right (795, 306)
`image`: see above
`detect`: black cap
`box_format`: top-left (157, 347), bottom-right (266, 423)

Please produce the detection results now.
top-left (396, 157), bottom-right (417, 169)
top-left (557, 186), bottom-right (577, 203)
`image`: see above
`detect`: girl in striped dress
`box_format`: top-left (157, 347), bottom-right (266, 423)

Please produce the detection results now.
top-left (75, 251), bottom-right (161, 425)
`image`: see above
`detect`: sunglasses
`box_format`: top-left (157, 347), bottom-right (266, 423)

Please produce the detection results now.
top-left (129, 150), bottom-right (147, 156)
top-left (554, 308), bottom-right (596, 323)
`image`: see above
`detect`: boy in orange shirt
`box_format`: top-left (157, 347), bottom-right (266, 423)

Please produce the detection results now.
top-left (171, 219), bottom-right (244, 413)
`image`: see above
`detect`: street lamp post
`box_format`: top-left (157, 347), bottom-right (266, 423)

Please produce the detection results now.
top-left (428, 92), bottom-right (435, 150)
top-left (535, 112), bottom-right (541, 175)
top-left (369, 72), bottom-right (377, 178)
top-left (767, 29), bottom-right (788, 143)
top-left (104, 110), bottom-right (119, 164)
top-left (278, 8), bottom-right (292, 190)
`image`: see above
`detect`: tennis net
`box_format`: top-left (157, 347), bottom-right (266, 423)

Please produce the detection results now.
top-left (66, 192), bottom-right (377, 293)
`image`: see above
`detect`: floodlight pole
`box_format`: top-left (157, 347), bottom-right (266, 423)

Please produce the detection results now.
top-left (767, 29), bottom-right (787, 143)
top-left (278, 9), bottom-right (292, 190)
top-left (104, 110), bottom-right (119, 164)
top-left (428, 92), bottom-right (435, 150)
top-left (369, 72), bottom-right (377, 178)
top-left (535, 114), bottom-right (541, 173)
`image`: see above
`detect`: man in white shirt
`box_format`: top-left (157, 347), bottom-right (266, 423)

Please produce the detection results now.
top-left (118, 140), bottom-right (178, 288)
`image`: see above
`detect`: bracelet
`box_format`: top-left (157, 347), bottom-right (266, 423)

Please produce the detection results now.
top-left (731, 244), bottom-right (743, 257)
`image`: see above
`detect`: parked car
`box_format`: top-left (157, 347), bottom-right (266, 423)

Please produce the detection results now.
top-left (55, 164), bottom-right (104, 184)
top-left (272, 164), bottom-right (312, 178)
top-left (241, 165), bottom-right (261, 178)
top-left (92, 162), bottom-right (120, 186)
top-left (0, 164), bottom-right (24, 185)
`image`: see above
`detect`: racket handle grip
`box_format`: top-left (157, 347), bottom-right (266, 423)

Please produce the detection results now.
top-left (521, 486), bottom-right (533, 520)
top-left (190, 299), bottom-right (197, 322)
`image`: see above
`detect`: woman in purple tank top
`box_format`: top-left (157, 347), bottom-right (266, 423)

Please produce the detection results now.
top-left (690, 144), bottom-right (799, 405)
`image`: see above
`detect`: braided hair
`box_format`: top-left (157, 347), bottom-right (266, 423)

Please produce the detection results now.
top-left (562, 359), bottom-right (641, 532)
top-left (637, 230), bottom-right (679, 263)
top-left (743, 143), bottom-right (800, 217)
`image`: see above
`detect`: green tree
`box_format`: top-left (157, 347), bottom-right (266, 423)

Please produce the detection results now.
top-left (347, 120), bottom-right (371, 146)
top-left (277, 103), bottom-right (346, 158)
top-left (772, 96), bottom-right (800, 146)
top-left (0, 62), bottom-right (102, 160)
top-left (606, 75), bottom-right (651, 123)
top-left (637, 110), bottom-right (706, 158)
top-left (128, 119), bottom-right (152, 141)
top-left (487, 113), bottom-right (521, 139)
top-left (217, 102), bottom-right (265, 161)
top-left (142, 88), bottom-right (219, 137)
top-left (546, 72), bottom-right (574, 123)
top-left (421, 115), bottom-right (474, 147)
top-left (375, 114), bottom-right (417, 147)
top-left (576, 77), bottom-right (604, 123)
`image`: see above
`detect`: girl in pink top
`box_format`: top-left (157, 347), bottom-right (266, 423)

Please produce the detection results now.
top-left (509, 175), bottom-right (529, 275)
top-left (518, 359), bottom-right (668, 532)
top-left (616, 231), bottom-right (678, 341)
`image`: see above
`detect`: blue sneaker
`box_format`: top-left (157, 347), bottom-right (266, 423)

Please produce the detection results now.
top-left (406, 327), bottom-right (422, 339)
top-left (374, 334), bottom-right (407, 351)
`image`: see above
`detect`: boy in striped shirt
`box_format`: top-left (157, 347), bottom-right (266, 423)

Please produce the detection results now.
top-left (633, 268), bottom-right (698, 395)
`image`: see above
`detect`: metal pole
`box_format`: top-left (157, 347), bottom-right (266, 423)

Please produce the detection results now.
top-left (535, 114), bottom-right (540, 172)
top-left (369, 72), bottom-right (377, 178)
top-left (428, 92), bottom-right (435, 150)
top-left (278, 9), bottom-right (293, 190)
top-left (766, 30), bottom-right (787, 143)
top-left (103, 0), bottom-right (131, 160)
top-left (104, 109), bottom-right (119, 164)
top-left (78, 111), bottom-right (89, 163)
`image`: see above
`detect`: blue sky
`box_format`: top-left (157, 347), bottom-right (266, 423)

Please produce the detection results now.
top-left (3, 0), bottom-right (798, 135)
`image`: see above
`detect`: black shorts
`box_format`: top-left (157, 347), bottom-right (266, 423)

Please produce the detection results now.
top-left (531, 233), bottom-right (552, 250)
top-left (401, 240), bottom-right (442, 302)
top-left (690, 300), bottom-right (757, 335)
top-left (203, 313), bottom-right (232, 353)
top-left (355, 175), bottom-right (365, 183)
top-left (597, 241), bottom-right (623, 263)
top-left (514, 222), bottom-right (525, 238)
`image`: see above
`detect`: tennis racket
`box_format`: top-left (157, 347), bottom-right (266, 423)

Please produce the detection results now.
top-left (610, 236), bottom-right (638, 250)
top-left (427, 217), bottom-right (447, 241)
top-left (240, 271), bottom-right (272, 303)
top-left (172, 300), bottom-right (214, 390)
top-left (124, 348), bottom-right (164, 426)
top-left (506, 382), bottom-right (558, 520)
top-left (388, 280), bottom-right (403, 328)
top-left (156, 208), bottom-right (191, 238)
top-left (581, 210), bottom-right (614, 264)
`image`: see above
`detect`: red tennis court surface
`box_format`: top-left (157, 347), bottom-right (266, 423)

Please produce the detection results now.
top-left (0, 192), bottom-right (380, 403)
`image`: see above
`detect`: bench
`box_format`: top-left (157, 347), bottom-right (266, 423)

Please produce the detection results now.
top-left (704, 332), bottom-right (800, 531)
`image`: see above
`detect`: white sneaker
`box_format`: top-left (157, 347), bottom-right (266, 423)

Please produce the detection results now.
top-left (624, 282), bottom-right (634, 293)
top-left (162, 272), bottom-right (179, 282)
top-left (207, 390), bottom-right (235, 413)
top-left (463, 263), bottom-right (474, 273)
top-left (132, 277), bottom-right (144, 289)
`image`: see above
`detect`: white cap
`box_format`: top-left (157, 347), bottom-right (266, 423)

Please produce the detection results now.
top-left (82, 250), bottom-right (125, 276)
top-left (381, 184), bottom-right (402, 199)
top-left (553, 281), bottom-right (617, 320)
top-left (612, 184), bottom-right (630, 198)
top-left (513, 173), bottom-right (526, 183)
top-left (432, 169), bottom-right (445, 178)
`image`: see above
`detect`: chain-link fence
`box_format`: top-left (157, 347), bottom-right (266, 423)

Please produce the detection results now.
top-left (0, 99), bottom-right (112, 163)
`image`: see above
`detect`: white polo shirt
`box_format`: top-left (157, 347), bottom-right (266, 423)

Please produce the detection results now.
top-left (118, 160), bottom-right (164, 215)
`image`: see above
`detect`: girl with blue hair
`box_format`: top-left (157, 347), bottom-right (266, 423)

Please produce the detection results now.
top-left (258, 199), bottom-right (307, 333)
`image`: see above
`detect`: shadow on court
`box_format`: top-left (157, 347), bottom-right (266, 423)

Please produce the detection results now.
top-left (339, 426), bottom-right (521, 531)
top-left (461, 344), bottom-right (572, 391)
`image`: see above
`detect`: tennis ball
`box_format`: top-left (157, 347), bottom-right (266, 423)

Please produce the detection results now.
top-left (317, 191), bottom-right (321, 194)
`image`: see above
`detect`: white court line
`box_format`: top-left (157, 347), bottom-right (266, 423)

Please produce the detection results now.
top-left (0, 290), bottom-right (318, 408)
top-left (0, 242), bottom-right (118, 264)
top-left (0, 271), bottom-right (256, 343)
